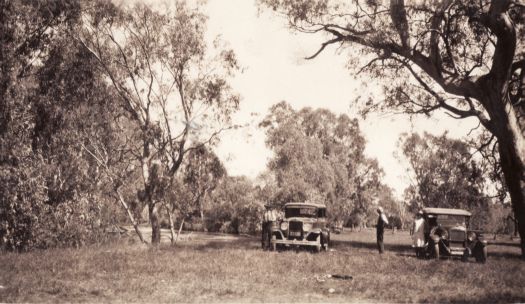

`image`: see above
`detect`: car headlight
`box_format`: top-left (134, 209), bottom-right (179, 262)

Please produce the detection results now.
top-left (303, 223), bottom-right (313, 231)
top-left (280, 221), bottom-right (288, 231)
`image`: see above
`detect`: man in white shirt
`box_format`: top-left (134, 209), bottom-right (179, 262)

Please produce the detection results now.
top-left (261, 205), bottom-right (277, 250)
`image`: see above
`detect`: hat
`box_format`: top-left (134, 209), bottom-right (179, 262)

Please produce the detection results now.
top-left (377, 206), bottom-right (383, 213)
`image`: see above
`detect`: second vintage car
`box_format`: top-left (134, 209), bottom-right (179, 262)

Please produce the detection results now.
top-left (420, 207), bottom-right (488, 262)
top-left (270, 202), bottom-right (330, 252)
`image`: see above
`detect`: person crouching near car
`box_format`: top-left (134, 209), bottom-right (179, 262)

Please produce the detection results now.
top-left (376, 207), bottom-right (389, 254)
top-left (262, 204), bottom-right (277, 250)
top-left (411, 210), bottom-right (426, 258)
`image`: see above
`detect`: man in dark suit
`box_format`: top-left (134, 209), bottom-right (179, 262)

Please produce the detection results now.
top-left (376, 207), bottom-right (389, 254)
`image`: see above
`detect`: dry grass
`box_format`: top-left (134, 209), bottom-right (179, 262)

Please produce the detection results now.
top-left (1, 230), bottom-right (524, 303)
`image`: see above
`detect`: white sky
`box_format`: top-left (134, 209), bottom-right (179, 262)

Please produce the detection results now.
top-left (121, 0), bottom-right (480, 198)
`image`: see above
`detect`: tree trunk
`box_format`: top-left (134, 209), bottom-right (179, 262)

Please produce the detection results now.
top-left (166, 205), bottom-right (177, 245)
top-left (476, 64), bottom-right (525, 256)
top-left (487, 92), bottom-right (525, 257)
top-left (498, 141), bottom-right (525, 257)
top-left (176, 218), bottom-right (185, 242)
top-left (115, 188), bottom-right (147, 244)
top-left (198, 191), bottom-right (207, 231)
top-left (149, 202), bottom-right (161, 244)
top-left (200, 209), bottom-right (206, 231)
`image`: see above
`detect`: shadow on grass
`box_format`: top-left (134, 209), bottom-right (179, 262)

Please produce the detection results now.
top-left (186, 238), bottom-right (259, 251)
top-left (488, 240), bottom-right (521, 247)
top-left (331, 239), bottom-right (412, 255)
top-left (486, 250), bottom-right (523, 260)
top-left (333, 239), bottom-right (523, 261)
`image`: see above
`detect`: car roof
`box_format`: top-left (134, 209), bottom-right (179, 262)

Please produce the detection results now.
top-left (284, 202), bottom-right (326, 209)
top-left (422, 207), bottom-right (471, 217)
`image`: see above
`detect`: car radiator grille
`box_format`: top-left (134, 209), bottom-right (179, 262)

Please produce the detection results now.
top-left (288, 221), bottom-right (303, 240)
top-left (449, 229), bottom-right (466, 242)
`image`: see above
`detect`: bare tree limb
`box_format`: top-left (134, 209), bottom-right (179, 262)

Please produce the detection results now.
top-left (80, 143), bottom-right (148, 244)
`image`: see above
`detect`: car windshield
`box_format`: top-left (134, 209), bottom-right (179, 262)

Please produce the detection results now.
top-left (285, 207), bottom-right (321, 218)
top-left (436, 214), bottom-right (467, 227)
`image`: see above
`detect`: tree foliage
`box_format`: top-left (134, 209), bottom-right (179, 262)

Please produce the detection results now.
top-left (207, 176), bottom-right (263, 235)
top-left (163, 146), bottom-right (225, 241)
top-left (260, 101), bottom-right (392, 223)
top-left (181, 146), bottom-right (226, 215)
top-left (0, 0), bottom-right (131, 250)
top-left (400, 132), bottom-right (491, 228)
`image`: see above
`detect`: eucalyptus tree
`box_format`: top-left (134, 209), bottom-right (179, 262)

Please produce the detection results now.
top-left (207, 175), bottom-right (262, 235)
top-left (31, 33), bottom-right (140, 246)
top-left (261, 0), bottom-right (525, 256)
top-left (260, 101), bottom-right (384, 223)
top-left (0, 0), bottom-right (87, 250)
top-left (181, 146), bottom-right (225, 227)
top-left (77, 1), bottom-right (239, 244)
top-left (163, 146), bottom-right (225, 243)
top-left (400, 132), bottom-right (491, 227)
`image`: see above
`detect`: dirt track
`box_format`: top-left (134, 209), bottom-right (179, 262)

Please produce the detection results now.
top-left (121, 226), bottom-right (254, 244)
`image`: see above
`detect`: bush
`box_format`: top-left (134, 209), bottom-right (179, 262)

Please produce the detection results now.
top-left (387, 216), bottom-right (403, 230)
top-left (1, 163), bottom-right (48, 251)
top-left (204, 202), bottom-right (262, 235)
top-left (0, 164), bottom-right (108, 251)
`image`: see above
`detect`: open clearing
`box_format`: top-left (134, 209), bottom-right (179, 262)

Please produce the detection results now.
top-left (1, 229), bottom-right (524, 303)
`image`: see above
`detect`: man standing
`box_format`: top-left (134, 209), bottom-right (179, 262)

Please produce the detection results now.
top-left (261, 204), bottom-right (277, 250)
top-left (376, 207), bottom-right (389, 254)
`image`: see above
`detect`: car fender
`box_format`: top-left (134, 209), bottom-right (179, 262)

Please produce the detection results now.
top-left (271, 229), bottom-right (285, 240)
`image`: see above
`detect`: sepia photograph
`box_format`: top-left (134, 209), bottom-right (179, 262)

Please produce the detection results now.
top-left (1, 0), bottom-right (525, 302)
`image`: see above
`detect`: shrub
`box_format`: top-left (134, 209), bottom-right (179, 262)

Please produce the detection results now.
top-left (0, 164), bottom-right (108, 251)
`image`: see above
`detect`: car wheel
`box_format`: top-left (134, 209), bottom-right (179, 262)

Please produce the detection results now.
top-left (271, 235), bottom-right (277, 252)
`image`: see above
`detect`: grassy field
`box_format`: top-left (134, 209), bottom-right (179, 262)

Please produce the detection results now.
top-left (1, 229), bottom-right (524, 303)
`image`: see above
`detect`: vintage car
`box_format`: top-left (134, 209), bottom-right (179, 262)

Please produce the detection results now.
top-left (270, 202), bottom-right (330, 252)
top-left (421, 207), bottom-right (487, 262)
